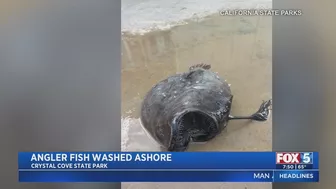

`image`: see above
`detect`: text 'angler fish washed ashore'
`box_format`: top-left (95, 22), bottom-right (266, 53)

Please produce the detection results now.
top-left (140, 64), bottom-right (272, 152)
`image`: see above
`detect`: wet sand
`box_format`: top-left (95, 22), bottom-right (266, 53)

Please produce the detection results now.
top-left (121, 14), bottom-right (272, 188)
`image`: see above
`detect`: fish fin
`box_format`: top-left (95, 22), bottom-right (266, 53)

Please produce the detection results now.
top-left (185, 63), bottom-right (210, 79)
top-left (189, 63), bottom-right (211, 71)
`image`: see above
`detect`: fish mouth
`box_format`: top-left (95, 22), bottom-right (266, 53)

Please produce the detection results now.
top-left (173, 109), bottom-right (218, 143)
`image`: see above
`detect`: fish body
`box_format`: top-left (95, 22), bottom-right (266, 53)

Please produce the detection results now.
top-left (140, 64), bottom-right (233, 151)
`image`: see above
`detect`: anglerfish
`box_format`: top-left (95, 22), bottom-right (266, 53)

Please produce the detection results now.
top-left (140, 64), bottom-right (272, 152)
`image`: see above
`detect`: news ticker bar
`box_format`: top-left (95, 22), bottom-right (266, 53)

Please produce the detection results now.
top-left (18, 152), bottom-right (319, 170)
top-left (18, 170), bottom-right (319, 182)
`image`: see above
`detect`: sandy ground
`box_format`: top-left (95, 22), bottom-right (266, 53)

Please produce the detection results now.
top-left (121, 14), bottom-right (272, 188)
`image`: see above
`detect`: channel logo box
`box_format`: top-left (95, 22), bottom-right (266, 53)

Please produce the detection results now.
top-left (276, 152), bottom-right (313, 164)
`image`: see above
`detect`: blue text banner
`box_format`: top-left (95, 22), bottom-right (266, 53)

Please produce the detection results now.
top-left (18, 152), bottom-right (319, 170)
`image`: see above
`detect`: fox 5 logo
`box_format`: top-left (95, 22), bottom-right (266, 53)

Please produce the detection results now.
top-left (276, 152), bottom-right (313, 164)
top-left (301, 152), bottom-right (313, 164)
